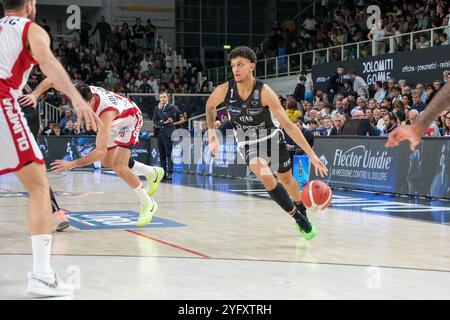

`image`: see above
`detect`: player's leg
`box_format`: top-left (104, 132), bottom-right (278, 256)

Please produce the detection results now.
top-left (275, 141), bottom-right (316, 239)
top-left (21, 106), bottom-right (69, 232)
top-left (16, 162), bottom-right (73, 296)
top-left (110, 146), bottom-right (157, 227)
top-left (128, 158), bottom-right (165, 196)
top-left (247, 151), bottom-right (316, 240)
top-left (275, 141), bottom-right (309, 217)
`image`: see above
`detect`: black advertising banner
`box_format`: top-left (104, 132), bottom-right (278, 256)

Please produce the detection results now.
top-left (310, 136), bottom-right (450, 199)
top-left (313, 45), bottom-right (450, 91)
top-left (37, 136), bottom-right (151, 169)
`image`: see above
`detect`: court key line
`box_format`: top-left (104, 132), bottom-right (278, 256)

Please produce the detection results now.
top-left (125, 230), bottom-right (210, 259)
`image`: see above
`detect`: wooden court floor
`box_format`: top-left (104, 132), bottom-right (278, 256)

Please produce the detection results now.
top-left (0, 171), bottom-right (449, 299)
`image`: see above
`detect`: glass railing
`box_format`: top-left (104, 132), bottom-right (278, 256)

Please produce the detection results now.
top-left (205, 25), bottom-right (450, 85)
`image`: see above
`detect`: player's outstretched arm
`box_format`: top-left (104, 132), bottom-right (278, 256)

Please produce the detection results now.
top-left (386, 81), bottom-right (450, 150)
top-left (27, 23), bottom-right (102, 131)
top-left (262, 84), bottom-right (328, 178)
top-left (205, 83), bottom-right (228, 156)
top-left (51, 111), bottom-right (116, 173)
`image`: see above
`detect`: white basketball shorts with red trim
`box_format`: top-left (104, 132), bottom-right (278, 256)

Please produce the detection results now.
top-left (0, 95), bottom-right (44, 175)
top-left (107, 111), bottom-right (143, 150)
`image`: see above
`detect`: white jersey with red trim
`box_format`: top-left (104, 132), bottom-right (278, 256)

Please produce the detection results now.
top-left (90, 86), bottom-right (142, 127)
top-left (90, 86), bottom-right (143, 149)
top-left (0, 16), bottom-right (38, 99)
top-left (0, 16), bottom-right (42, 175)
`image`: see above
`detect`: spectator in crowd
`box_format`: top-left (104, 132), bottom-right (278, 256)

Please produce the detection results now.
top-left (411, 92), bottom-right (427, 112)
top-left (415, 82), bottom-right (428, 103)
top-left (145, 19), bottom-right (157, 50)
top-left (91, 16), bottom-right (112, 52)
top-left (50, 126), bottom-right (61, 136)
top-left (374, 81), bottom-right (387, 104)
top-left (322, 115), bottom-right (338, 136)
top-left (293, 76), bottom-right (306, 105)
top-left (406, 109), bottom-right (419, 125)
top-left (442, 111), bottom-right (450, 136)
top-left (286, 98), bottom-right (302, 122)
top-left (333, 112), bottom-right (345, 135)
top-left (132, 18), bottom-right (145, 48)
top-left (349, 69), bottom-right (369, 98)
top-left (61, 120), bottom-right (76, 135)
top-left (285, 118), bottom-right (314, 161)
top-left (59, 110), bottom-right (77, 130)
top-left (79, 16), bottom-right (92, 48)
top-left (381, 112), bottom-right (399, 136)
top-left (327, 65), bottom-right (345, 100)
top-left (368, 20), bottom-right (391, 55)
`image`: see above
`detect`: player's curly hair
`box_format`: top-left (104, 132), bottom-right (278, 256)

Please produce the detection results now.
top-left (227, 46), bottom-right (257, 64)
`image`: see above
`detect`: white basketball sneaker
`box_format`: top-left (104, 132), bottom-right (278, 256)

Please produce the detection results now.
top-left (27, 272), bottom-right (74, 298)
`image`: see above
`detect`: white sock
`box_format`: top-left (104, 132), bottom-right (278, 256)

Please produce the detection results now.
top-left (131, 161), bottom-right (157, 177)
top-left (133, 184), bottom-right (152, 204)
top-left (31, 235), bottom-right (54, 278)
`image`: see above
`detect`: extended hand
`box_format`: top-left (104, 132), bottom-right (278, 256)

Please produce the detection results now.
top-left (50, 160), bottom-right (75, 174)
top-left (72, 98), bottom-right (103, 132)
top-left (385, 125), bottom-right (422, 151)
top-left (311, 155), bottom-right (328, 178)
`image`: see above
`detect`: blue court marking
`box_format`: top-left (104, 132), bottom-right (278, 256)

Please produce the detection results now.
top-left (66, 211), bottom-right (186, 230)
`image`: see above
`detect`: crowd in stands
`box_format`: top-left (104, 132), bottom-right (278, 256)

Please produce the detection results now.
top-left (277, 65), bottom-right (450, 155)
top-left (30, 15), bottom-right (208, 135)
top-left (263, 0), bottom-right (450, 61)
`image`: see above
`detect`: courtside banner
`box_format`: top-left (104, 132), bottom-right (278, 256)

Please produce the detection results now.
top-left (310, 137), bottom-right (402, 193)
top-left (37, 136), bottom-right (151, 169)
top-left (310, 136), bottom-right (450, 199)
top-left (312, 44), bottom-right (450, 91)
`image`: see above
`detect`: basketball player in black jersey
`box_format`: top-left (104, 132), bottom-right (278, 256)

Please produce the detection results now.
top-left (206, 46), bottom-right (328, 240)
top-left (19, 86), bottom-right (70, 232)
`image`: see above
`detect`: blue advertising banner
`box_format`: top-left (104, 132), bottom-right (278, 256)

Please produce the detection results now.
top-left (293, 155), bottom-right (310, 186)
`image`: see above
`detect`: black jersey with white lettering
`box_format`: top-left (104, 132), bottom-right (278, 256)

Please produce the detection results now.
top-left (224, 78), bottom-right (280, 142)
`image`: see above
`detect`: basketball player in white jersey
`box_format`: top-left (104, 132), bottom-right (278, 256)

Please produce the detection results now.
top-left (26, 79), bottom-right (165, 227)
top-left (0, 0), bottom-right (101, 297)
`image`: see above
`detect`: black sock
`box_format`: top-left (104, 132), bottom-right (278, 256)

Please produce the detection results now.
top-left (267, 183), bottom-right (311, 232)
top-left (294, 201), bottom-right (307, 218)
top-left (267, 183), bottom-right (295, 213)
top-left (50, 187), bottom-right (60, 213)
top-left (128, 158), bottom-right (135, 169)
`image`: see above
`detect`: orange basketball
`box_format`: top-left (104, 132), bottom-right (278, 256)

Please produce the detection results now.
top-left (301, 180), bottom-right (332, 210)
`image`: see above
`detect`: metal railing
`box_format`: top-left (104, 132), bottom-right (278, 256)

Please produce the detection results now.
top-left (43, 102), bottom-right (62, 127)
top-left (206, 25), bottom-right (450, 85)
